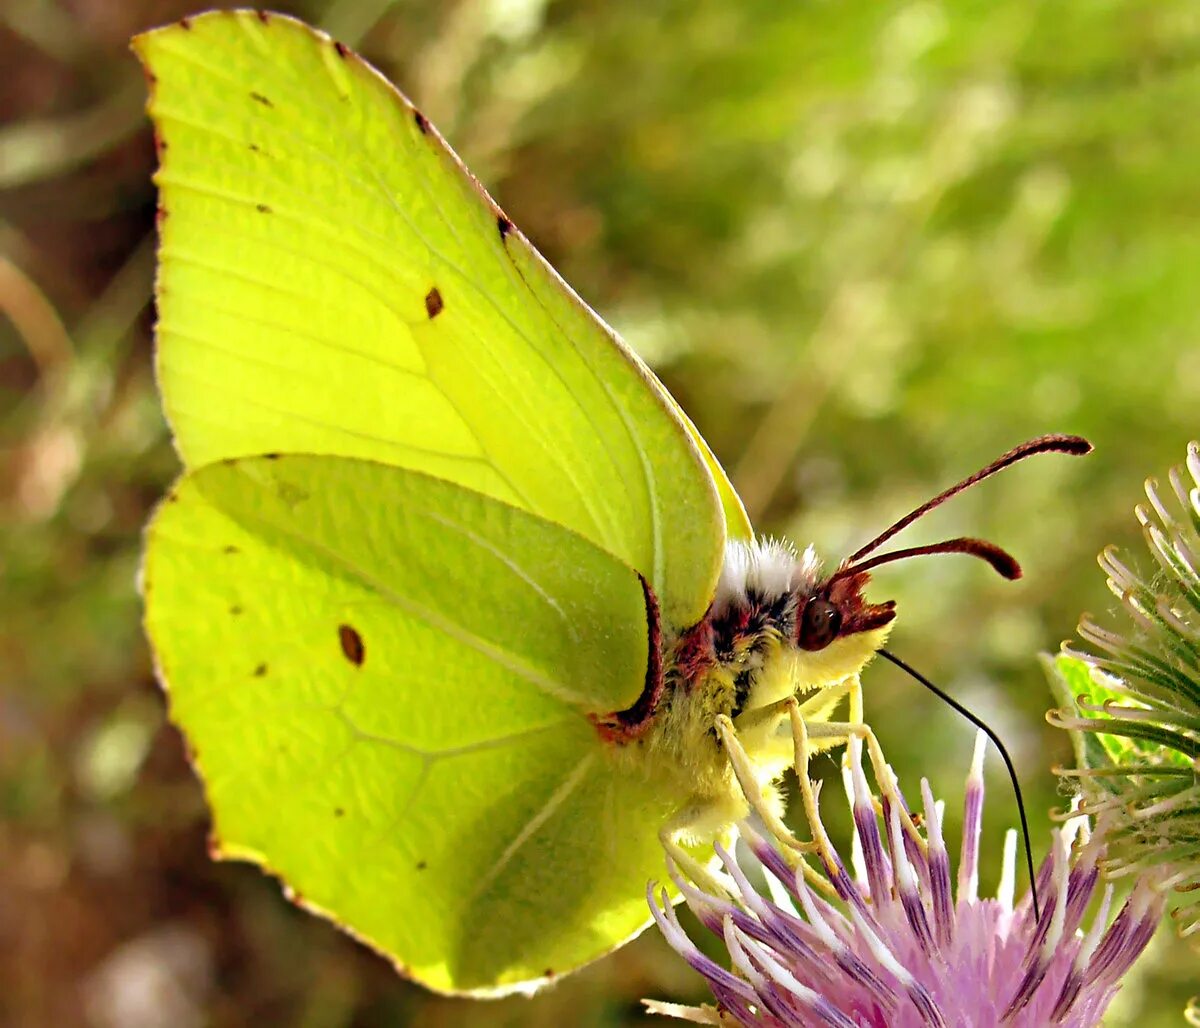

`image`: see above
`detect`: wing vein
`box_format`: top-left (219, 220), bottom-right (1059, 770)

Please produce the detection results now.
top-left (335, 711), bottom-right (578, 763)
top-left (423, 510), bottom-right (581, 644)
top-left (157, 307), bottom-right (427, 383)
top-left (156, 96), bottom-right (617, 545)
top-left (467, 752), bottom-right (595, 905)
top-left (501, 253), bottom-right (668, 606)
top-left (395, 152), bottom-right (629, 553)
top-left (163, 41), bottom-right (630, 554)
top-left (218, 485), bottom-right (585, 705)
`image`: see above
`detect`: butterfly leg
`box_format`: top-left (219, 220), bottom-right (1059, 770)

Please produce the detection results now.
top-left (794, 708), bottom-right (928, 865)
top-left (697, 713), bottom-right (844, 899)
top-left (717, 683), bottom-right (924, 870)
top-left (656, 802), bottom-right (743, 900)
top-left (720, 674), bottom-right (861, 783)
top-left (796, 673), bottom-right (863, 732)
top-left (654, 703), bottom-right (828, 900)
top-left (657, 732), bottom-right (840, 902)
top-left (657, 676), bottom-right (911, 901)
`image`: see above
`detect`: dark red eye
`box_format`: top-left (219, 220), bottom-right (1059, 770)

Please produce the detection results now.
top-left (798, 598), bottom-right (842, 651)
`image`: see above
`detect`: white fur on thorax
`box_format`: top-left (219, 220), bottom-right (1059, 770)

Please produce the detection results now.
top-left (714, 538), bottom-right (821, 613)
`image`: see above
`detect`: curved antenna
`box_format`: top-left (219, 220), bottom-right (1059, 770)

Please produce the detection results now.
top-left (877, 648), bottom-right (1041, 921)
top-left (846, 435), bottom-right (1092, 566)
top-left (834, 537), bottom-right (1022, 583)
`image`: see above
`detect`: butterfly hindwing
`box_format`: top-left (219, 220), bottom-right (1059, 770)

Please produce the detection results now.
top-left (144, 455), bottom-right (682, 992)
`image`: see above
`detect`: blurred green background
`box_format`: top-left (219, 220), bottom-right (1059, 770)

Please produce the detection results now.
top-left (2, 0), bottom-right (1198, 1024)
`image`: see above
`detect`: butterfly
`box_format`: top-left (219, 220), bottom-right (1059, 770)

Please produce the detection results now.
top-left (136, 10), bottom-right (1088, 995)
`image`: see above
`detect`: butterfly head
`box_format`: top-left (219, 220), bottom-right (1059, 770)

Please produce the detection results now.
top-left (785, 434), bottom-right (1094, 688)
top-left (785, 568), bottom-right (895, 688)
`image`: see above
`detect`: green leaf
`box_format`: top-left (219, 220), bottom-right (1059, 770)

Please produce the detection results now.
top-left (134, 10), bottom-right (751, 629)
top-left (1045, 653), bottom-right (1119, 779)
top-left (145, 455), bottom-right (685, 994)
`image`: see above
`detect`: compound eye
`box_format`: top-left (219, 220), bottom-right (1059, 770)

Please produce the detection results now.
top-left (798, 598), bottom-right (842, 651)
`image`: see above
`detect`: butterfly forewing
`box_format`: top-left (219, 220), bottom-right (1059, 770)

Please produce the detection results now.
top-left (137, 11), bottom-right (750, 627)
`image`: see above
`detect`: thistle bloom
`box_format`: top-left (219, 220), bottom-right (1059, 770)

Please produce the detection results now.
top-left (648, 732), bottom-right (1162, 1027)
top-left (1050, 440), bottom-right (1200, 937)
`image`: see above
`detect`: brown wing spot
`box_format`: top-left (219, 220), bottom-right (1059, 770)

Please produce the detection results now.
top-left (497, 214), bottom-right (513, 240)
top-left (276, 480), bottom-right (308, 507)
top-left (253, 663), bottom-right (267, 677)
top-left (264, 452), bottom-right (280, 460)
top-left (334, 807), bottom-right (345, 818)
top-left (230, 604), bottom-right (243, 616)
top-left (255, 203), bottom-right (272, 214)
top-left (339, 624), bottom-right (365, 667)
top-left (152, 132), bottom-right (166, 156)
top-left (334, 40), bottom-right (349, 59)
top-left (414, 110), bottom-right (430, 135)
top-left (179, 16), bottom-right (192, 29)
top-left (248, 143), bottom-right (260, 153)
top-left (257, 10), bottom-right (270, 22)
top-left (155, 207), bottom-right (167, 229)
top-left (250, 92), bottom-right (273, 108)
top-left (416, 860), bottom-right (427, 870)
top-left (424, 287), bottom-right (444, 319)
top-left (223, 544), bottom-right (240, 554)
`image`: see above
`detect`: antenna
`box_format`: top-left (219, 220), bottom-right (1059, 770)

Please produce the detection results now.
top-left (846, 435), bottom-right (1091, 567)
top-left (832, 537), bottom-right (1021, 584)
top-left (877, 648), bottom-right (1042, 921)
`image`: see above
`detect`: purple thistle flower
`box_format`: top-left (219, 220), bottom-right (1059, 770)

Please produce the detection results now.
top-left (647, 733), bottom-right (1163, 1027)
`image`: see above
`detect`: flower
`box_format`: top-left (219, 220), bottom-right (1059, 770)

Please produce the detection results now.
top-left (647, 729), bottom-right (1163, 1027)
top-left (1049, 440), bottom-right (1200, 937)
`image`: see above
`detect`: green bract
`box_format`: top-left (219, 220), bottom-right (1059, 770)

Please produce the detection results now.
top-left (136, 9), bottom-right (752, 995)
top-left (1049, 441), bottom-right (1200, 938)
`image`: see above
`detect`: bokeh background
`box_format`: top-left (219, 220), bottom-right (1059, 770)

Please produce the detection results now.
top-left (3, 0), bottom-right (1199, 1024)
